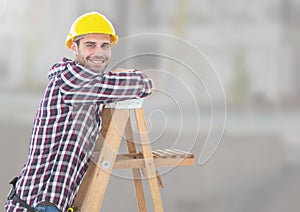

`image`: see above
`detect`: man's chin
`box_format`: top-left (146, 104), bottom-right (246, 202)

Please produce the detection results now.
top-left (85, 63), bottom-right (107, 73)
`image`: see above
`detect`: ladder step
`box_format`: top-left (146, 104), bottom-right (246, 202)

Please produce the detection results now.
top-left (110, 149), bottom-right (195, 169)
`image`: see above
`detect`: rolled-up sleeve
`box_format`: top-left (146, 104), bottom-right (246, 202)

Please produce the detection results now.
top-left (60, 63), bottom-right (152, 105)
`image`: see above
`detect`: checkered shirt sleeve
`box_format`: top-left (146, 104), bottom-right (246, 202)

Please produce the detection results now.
top-left (60, 61), bottom-right (153, 105)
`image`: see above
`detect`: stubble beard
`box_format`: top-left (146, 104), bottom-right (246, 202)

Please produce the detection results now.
top-left (77, 52), bottom-right (110, 73)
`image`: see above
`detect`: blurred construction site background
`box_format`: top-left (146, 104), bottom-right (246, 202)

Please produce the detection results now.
top-left (1, 0), bottom-right (300, 211)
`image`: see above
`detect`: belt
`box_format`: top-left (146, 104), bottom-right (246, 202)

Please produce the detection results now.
top-left (8, 177), bottom-right (74, 212)
top-left (7, 177), bottom-right (37, 212)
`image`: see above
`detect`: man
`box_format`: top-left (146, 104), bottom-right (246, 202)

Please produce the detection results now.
top-left (5, 11), bottom-right (153, 212)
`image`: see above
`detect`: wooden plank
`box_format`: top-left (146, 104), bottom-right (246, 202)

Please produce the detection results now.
top-left (156, 149), bottom-right (177, 158)
top-left (113, 148), bottom-right (195, 169)
top-left (114, 156), bottom-right (195, 168)
top-left (163, 149), bottom-right (182, 157)
top-left (151, 151), bottom-right (160, 158)
top-left (172, 148), bottom-right (192, 155)
top-left (155, 171), bottom-right (164, 189)
top-left (77, 108), bottom-right (130, 212)
top-left (134, 108), bottom-right (164, 212)
top-left (161, 149), bottom-right (178, 158)
top-left (125, 117), bottom-right (147, 212)
top-left (152, 150), bottom-right (168, 159)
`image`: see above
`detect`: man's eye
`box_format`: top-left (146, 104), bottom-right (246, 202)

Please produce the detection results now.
top-left (102, 44), bottom-right (110, 49)
top-left (86, 44), bottom-right (95, 48)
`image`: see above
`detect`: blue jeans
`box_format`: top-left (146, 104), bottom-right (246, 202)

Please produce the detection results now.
top-left (34, 205), bottom-right (60, 212)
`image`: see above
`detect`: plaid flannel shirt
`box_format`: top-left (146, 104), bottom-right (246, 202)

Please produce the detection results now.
top-left (5, 57), bottom-right (152, 211)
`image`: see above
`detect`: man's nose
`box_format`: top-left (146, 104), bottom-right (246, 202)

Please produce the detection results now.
top-left (94, 45), bottom-right (104, 55)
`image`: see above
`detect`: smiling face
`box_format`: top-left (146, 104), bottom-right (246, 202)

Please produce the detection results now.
top-left (71, 34), bottom-right (112, 72)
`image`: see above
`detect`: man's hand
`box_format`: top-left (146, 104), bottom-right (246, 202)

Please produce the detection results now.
top-left (111, 68), bottom-right (155, 91)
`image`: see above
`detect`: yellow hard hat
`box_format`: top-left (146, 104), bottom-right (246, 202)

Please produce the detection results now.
top-left (66, 11), bottom-right (119, 49)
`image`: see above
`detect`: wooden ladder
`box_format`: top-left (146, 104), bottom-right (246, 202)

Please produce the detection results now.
top-left (73, 99), bottom-right (195, 212)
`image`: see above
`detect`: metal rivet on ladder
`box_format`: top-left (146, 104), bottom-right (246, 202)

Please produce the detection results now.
top-left (102, 160), bottom-right (111, 169)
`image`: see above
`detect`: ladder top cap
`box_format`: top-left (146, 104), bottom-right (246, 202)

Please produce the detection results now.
top-left (105, 99), bottom-right (144, 109)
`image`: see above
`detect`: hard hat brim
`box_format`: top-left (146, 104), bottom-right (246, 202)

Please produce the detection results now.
top-left (66, 33), bottom-right (119, 49)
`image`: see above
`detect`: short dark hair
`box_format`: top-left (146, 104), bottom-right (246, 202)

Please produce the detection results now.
top-left (75, 39), bottom-right (80, 47)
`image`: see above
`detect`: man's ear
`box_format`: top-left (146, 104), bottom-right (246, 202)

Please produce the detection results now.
top-left (70, 42), bottom-right (78, 54)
